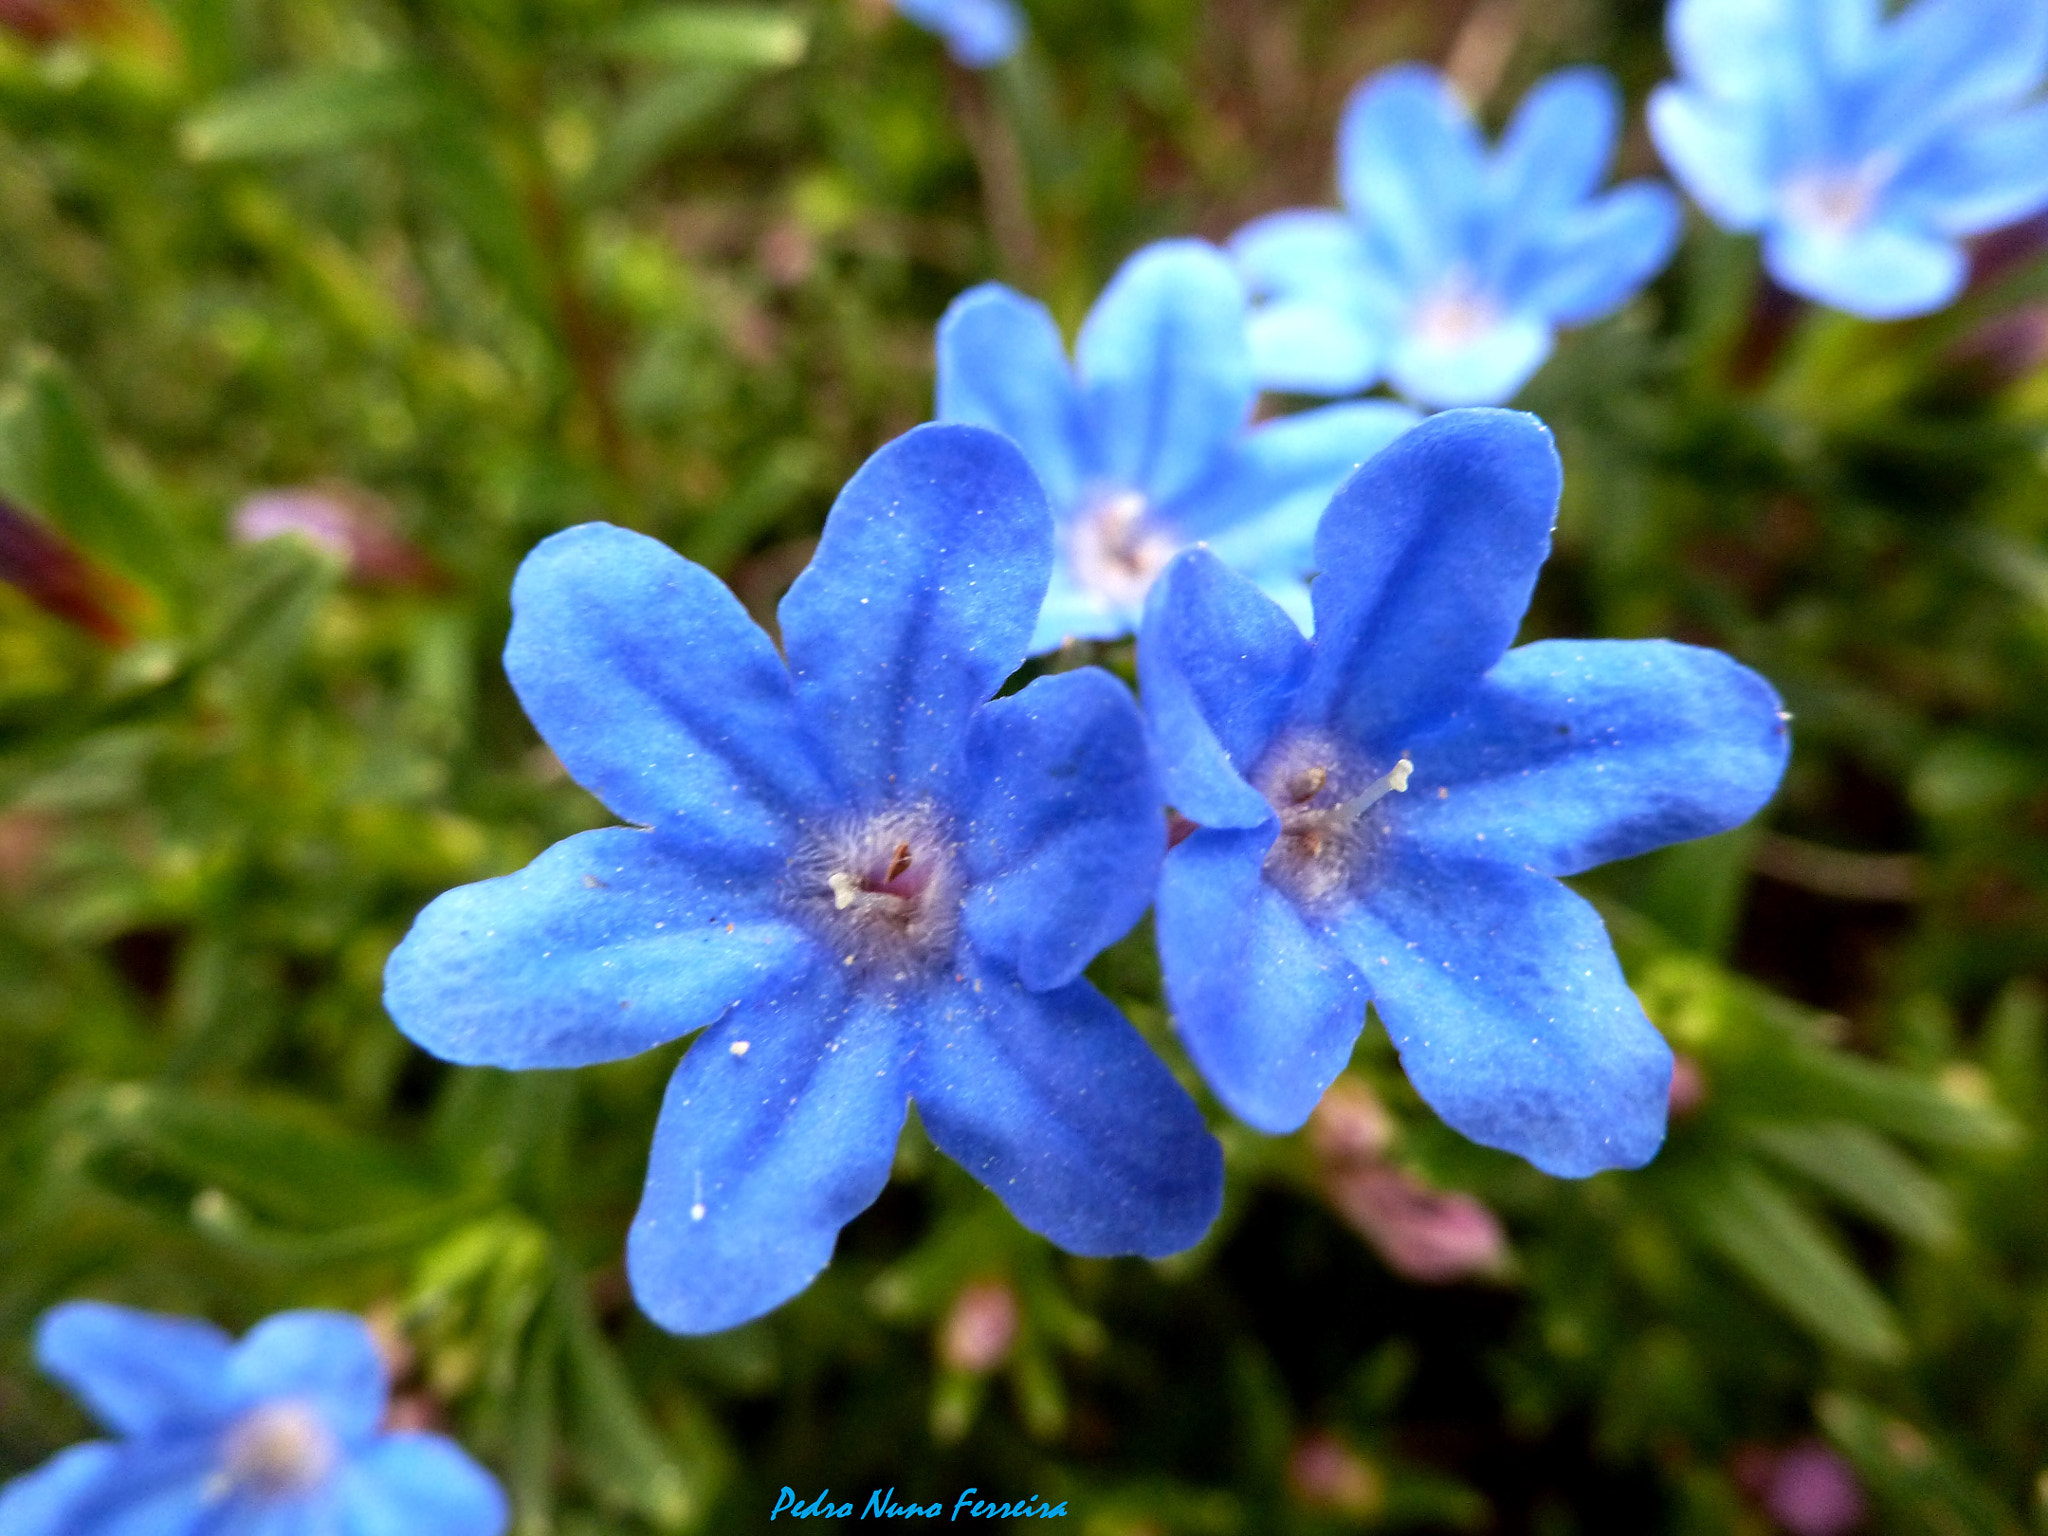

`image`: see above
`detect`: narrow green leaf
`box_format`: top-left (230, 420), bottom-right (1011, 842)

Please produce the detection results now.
top-left (1681, 1160), bottom-right (1904, 1361)
top-left (1818, 1391), bottom-right (2018, 1536)
top-left (181, 67), bottom-right (430, 160)
top-left (1743, 1120), bottom-right (1957, 1248)
top-left (603, 6), bottom-right (808, 68)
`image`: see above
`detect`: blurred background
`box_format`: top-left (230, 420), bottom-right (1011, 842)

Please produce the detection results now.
top-left (4, 0), bottom-right (2048, 1531)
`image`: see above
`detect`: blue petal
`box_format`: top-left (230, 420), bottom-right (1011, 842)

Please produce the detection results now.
top-left (1338, 65), bottom-right (1485, 285)
top-left (1245, 299), bottom-right (1386, 397)
top-left (626, 968), bottom-right (906, 1334)
top-left (336, 1434), bottom-right (509, 1536)
top-left (1398, 640), bottom-right (1790, 876)
top-left (778, 424), bottom-right (1051, 800)
top-left (894, 0), bottom-right (1023, 67)
top-left (34, 1301), bottom-right (232, 1436)
top-left (223, 1497), bottom-right (343, 1536)
top-left (1648, 85), bottom-right (1777, 230)
top-left (936, 284), bottom-right (1089, 511)
top-left (384, 828), bottom-right (811, 1070)
top-left (961, 669), bottom-right (1162, 991)
top-left (1138, 549), bottom-right (1309, 829)
top-left (909, 955), bottom-right (1222, 1257)
top-left (1170, 400), bottom-right (1421, 565)
top-left (1762, 216), bottom-right (1966, 318)
top-left (1665, 0), bottom-right (1839, 102)
top-left (1866, 0), bottom-right (2048, 148)
top-left (1893, 101), bottom-right (2048, 236)
top-left (0, 1443), bottom-right (121, 1536)
top-left (1385, 310), bottom-right (1553, 408)
top-left (1330, 848), bottom-right (1672, 1176)
top-left (1029, 565), bottom-right (1138, 654)
top-left (1230, 208), bottom-right (1371, 298)
top-left (506, 524), bottom-right (829, 856)
top-left (1303, 409), bottom-right (1560, 745)
top-left (1506, 182), bottom-right (1683, 326)
top-left (1155, 827), bottom-right (1369, 1133)
top-left (1487, 68), bottom-right (1621, 240)
top-left (226, 1312), bottom-right (386, 1443)
top-left (1073, 240), bottom-right (1256, 508)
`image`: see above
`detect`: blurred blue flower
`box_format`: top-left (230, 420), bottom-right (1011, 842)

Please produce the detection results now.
top-left (0, 1302), bottom-right (506, 1536)
top-left (1650, 0), bottom-right (2048, 318)
top-left (384, 425), bottom-right (1223, 1336)
top-left (1140, 409), bottom-right (1789, 1176)
top-left (1230, 65), bottom-right (1682, 407)
top-left (938, 239), bottom-right (1417, 646)
top-left (892, 0), bottom-right (1023, 68)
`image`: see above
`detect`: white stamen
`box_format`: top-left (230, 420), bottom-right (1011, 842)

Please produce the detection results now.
top-left (213, 1401), bottom-right (337, 1500)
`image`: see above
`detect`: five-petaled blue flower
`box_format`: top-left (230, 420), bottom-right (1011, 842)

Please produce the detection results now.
top-left (1230, 65), bottom-right (1683, 408)
top-left (891, 0), bottom-right (1024, 68)
top-left (384, 424), bottom-right (1223, 1335)
top-left (1650, 0), bottom-right (2048, 319)
top-left (1140, 408), bottom-right (1789, 1175)
top-left (0, 1302), bottom-right (506, 1536)
top-left (938, 239), bottom-right (1417, 645)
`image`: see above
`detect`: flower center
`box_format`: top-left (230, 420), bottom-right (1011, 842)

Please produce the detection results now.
top-left (215, 1400), bottom-right (338, 1500)
top-left (1066, 489), bottom-right (1178, 616)
top-left (1780, 160), bottom-right (1891, 238)
top-left (1408, 273), bottom-right (1500, 352)
top-left (787, 803), bottom-right (961, 979)
top-left (1253, 735), bottom-right (1412, 905)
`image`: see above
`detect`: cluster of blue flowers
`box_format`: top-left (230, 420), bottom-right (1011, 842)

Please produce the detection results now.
top-left (15, 0), bottom-right (2045, 1523)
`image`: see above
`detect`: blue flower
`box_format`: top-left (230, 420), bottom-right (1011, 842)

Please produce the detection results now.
top-left (1650, 0), bottom-right (2048, 318)
top-left (938, 239), bottom-right (1418, 646)
top-left (1230, 65), bottom-right (1683, 407)
top-left (0, 1302), bottom-right (506, 1536)
top-left (384, 425), bottom-right (1223, 1335)
top-left (1140, 409), bottom-right (1789, 1176)
top-left (892, 0), bottom-right (1024, 68)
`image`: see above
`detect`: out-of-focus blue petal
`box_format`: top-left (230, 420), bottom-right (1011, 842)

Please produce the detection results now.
top-left (337, 1434), bottom-right (509, 1536)
top-left (1895, 101), bottom-right (2048, 235)
top-left (1303, 410), bottom-right (1559, 745)
top-left (1866, 0), bottom-right (2048, 148)
top-left (1029, 567), bottom-right (1133, 654)
top-left (1138, 550), bottom-right (1308, 829)
top-left (779, 424), bottom-right (1050, 799)
top-left (627, 969), bottom-right (906, 1334)
top-left (1244, 300), bottom-right (1385, 397)
top-left (226, 1312), bottom-right (386, 1444)
top-left (385, 828), bottom-right (810, 1070)
top-left (1489, 68), bottom-right (1620, 233)
top-left (1231, 209), bottom-right (1370, 297)
top-left (225, 1496), bottom-right (341, 1536)
top-left (1331, 849), bottom-right (1672, 1176)
top-left (961, 669), bottom-right (1161, 991)
top-left (1338, 65), bottom-right (1486, 283)
top-left (1385, 311), bottom-right (1553, 407)
top-left (1763, 217), bottom-right (1966, 318)
top-left (0, 1442), bottom-right (120, 1536)
top-left (936, 284), bottom-right (1089, 511)
top-left (1648, 86), bottom-right (1777, 229)
top-left (34, 1302), bottom-right (232, 1436)
top-left (910, 956), bottom-right (1222, 1257)
top-left (506, 524), bottom-right (828, 855)
top-left (1156, 828), bottom-right (1369, 1133)
top-left (1508, 182), bottom-right (1683, 325)
top-left (1399, 640), bottom-right (1790, 876)
top-left (1665, 0), bottom-right (1822, 102)
top-left (894, 0), bottom-right (1023, 67)
top-left (1073, 241), bottom-right (1255, 508)
top-left (1172, 401), bottom-right (1420, 559)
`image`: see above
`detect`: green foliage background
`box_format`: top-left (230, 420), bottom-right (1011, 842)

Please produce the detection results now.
top-left (5, 0), bottom-right (2048, 1530)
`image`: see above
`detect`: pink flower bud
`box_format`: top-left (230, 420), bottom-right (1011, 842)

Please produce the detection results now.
top-left (1323, 1164), bottom-right (1506, 1284)
top-left (1668, 1054), bottom-right (1708, 1118)
top-left (1307, 1075), bottom-right (1394, 1165)
top-left (1286, 1431), bottom-right (1383, 1516)
top-left (232, 487), bottom-right (437, 588)
top-left (938, 1278), bottom-right (1019, 1374)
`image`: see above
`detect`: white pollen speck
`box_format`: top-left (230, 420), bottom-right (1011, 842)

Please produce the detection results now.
top-left (730, 1040), bottom-right (750, 1056)
top-left (690, 1203), bottom-right (706, 1220)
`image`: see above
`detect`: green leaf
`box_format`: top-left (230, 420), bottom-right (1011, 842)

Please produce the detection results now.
top-left (603, 6), bottom-right (808, 68)
top-left (181, 67), bottom-right (431, 160)
top-left (587, 70), bottom-right (749, 197)
top-left (1817, 1392), bottom-right (2019, 1536)
top-left (1743, 1120), bottom-right (1957, 1248)
top-left (1680, 1160), bottom-right (1904, 1361)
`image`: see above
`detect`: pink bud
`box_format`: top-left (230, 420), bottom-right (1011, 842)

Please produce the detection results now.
top-left (0, 496), bottom-right (136, 643)
top-left (1323, 1164), bottom-right (1506, 1284)
top-left (1286, 1431), bottom-right (1383, 1516)
top-left (231, 487), bottom-right (437, 588)
top-left (1307, 1075), bottom-right (1394, 1165)
top-left (938, 1278), bottom-right (1019, 1374)
top-left (1668, 1054), bottom-right (1708, 1118)
top-left (1764, 1441), bottom-right (1866, 1536)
